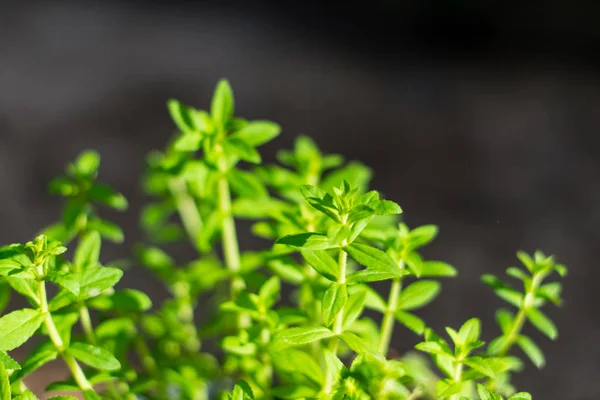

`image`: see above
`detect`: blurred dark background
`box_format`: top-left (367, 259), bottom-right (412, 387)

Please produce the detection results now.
top-left (1, 1), bottom-right (599, 398)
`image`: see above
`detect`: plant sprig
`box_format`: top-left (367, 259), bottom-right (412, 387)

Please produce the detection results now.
top-left (0, 80), bottom-right (567, 400)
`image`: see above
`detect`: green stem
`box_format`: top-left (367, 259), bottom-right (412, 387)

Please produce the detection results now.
top-left (169, 177), bottom-right (203, 248)
top-left (217, 159), bottom-right (247, 328)
top-left (79, 305), bottom-right (96, 344)
top-left (379, 269), bottom-right (403, 355)
top-left (450, 362), bottom-right (464, 400)
top-left (322, 247), bottom-right (348, 395)
top-left (37, 276), bottom-right (93, 392)
top-left (496, 273), bottom-right (543, 356)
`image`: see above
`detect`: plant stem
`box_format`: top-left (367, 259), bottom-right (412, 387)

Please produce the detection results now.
top-left (79, 305), bottom-right (96, 344)
top-left (169, 177), bottom-right (203, 248)
top-left (496, 272), bottom-right (543, 356)
top-left (323, 247), bottom-right (348, 395)
top-left (36, 274), bottom-right (93, 392)
top-left (379, 267), bottom-right (404, 355)
top-left (331, 249), bottom-right (347, 337)
top-left (217, 158), bottom-right (248, 328)
top-left (450, 361), bottom-right (464, 400)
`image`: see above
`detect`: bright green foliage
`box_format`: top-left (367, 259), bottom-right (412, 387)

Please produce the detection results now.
top-left (0, 80), bottom-right (566, 399)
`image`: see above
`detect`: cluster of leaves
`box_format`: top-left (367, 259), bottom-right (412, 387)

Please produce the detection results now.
top-left (0, 80), bottom-right (567, 399)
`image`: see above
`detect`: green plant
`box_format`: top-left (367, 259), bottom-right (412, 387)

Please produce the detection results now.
top-left (0, 80), bottom-right (566, 400)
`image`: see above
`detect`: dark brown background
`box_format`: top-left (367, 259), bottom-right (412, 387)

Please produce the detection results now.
top-left (1, 1), bottom-right (599, 399)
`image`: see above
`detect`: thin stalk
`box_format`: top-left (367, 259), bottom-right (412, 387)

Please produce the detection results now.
top-left (322, 247), bottom-right (348, 395)
top-left (449, 362), bottom-right (464, 400)
top-left (169, 177), bottom-right (203, 248)
top-left (379, 262), bottom-right (404, 355)
top-left (79, 304), bottom-right (124, 399)
top-left (496, 273), bottom-right (543, 356)
top-left (36, 269), bottom-right (93, 392)
top-left (217, 157), bottom-right (247, 328)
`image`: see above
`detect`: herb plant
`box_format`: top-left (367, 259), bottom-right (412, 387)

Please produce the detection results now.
top-left (0, 80), bottom-right (566, 400)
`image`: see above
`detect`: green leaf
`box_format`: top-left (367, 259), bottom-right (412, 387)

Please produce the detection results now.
top-left (526, 308), bottom-right (557, 340)
top-left (464, 356), bottom-right (495, 378)
top-left (435, 379), bottom-right (463, 398)
top-left (415, 341), bottom-right (453, 357)
top-left (344, 243), bottom-right (404, 283)
top-left (89, 289), bottom-right (153, 313)
top-left (476, 384), bottom-right (503, 400)
top-left (276, 233), bottom-right (334, 250)
top-left (66, 343), bottom-right (121, 371)
top-left (409, 225), bottom-right (438, 249)
top-left (6, 277), bottom-right (40, 306)
top-left (300, 249), bottom-right (339, 281)
top-left (516, 335), bottom-right (545, 368)
top-left (229, 121), bottom-right (281, 147)
top-left (73, 150), bottom-right (100, 177)
top-left (516, 251), bottom-right (535, 272)
top-left (420, 261), bottom-right (457, 277)
top-left (74, 231), bottom-right (101, 271)
top-left (78, 267), bottom-right (123, 300)
top-left (372, 199), bottom-right (402, 215)
top-left (223, 138), bottom-right (261, 164)
top-left (322, 283), bottom-right (348, 327)
top-left (299, 185), bottom-right (341, 223)
top-left (0, 361), bottom-right (9, 400)
top-left (258, 276), bottom-right (280, 309)
top-left (174, 132), bottom-right (202, 152)
top-left (48, 396), bottom-right (79, 400)
top-left (342, 289), bottom-right (367, 329)
top-left (211, 79), bottom-right (234, 132)
top-left (167, 99), bottom-right (201, 134)
top-left (230, 380), bottom-right (254, 400)
top-left (0, 352), bottom-right (19, 370)
top-left (508, 392), bottom-right (532, 400)
top-left (274, 327), bottom-right (334, 347)
top-left (0, 309), bottom-right (45, 351)
top-left (88, 183), bottom-right (128, 211)
top-left (496, 309), bottom-right (514, 334)
top-left (339, 332), bottom-right (376, 354)
top-left (458, 318), bottom-right (481, 345)
top-left (46, 271), bottom-right (80, 296)
top-left (271, 349), bottom-right (323, 385)
top-left (9, 347), bottom-right (58, 381)
top-left (394, 310), bottom-right (426, 335)
top-left (86, 218), bottom-right (124, 243)
top-left (229, 169), bottom-right (269, 198)
top-left (396, 280), bottom-right (441, 311)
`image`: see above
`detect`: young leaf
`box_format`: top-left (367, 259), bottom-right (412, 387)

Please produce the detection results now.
top-left (339, 331), bottom-right (376, 355)
top-left (223, 138), bottom-right (261, 164)
top-left (300, 249), bottom-right (339, 281)
top-left (396, 281), bottom-right (441, 311)
top-left (65, 343), bottom-right (121, 371)
top-left (78, 267), bottom-right (123, 300)
top-left (276, 233), bottom-right (334, 250)
top-left (394, 310), bottom-right (426, 335)
top-left (0, 309), bottom-right (45, 351)
top-left (342, 289), bottom-right (367, 329)
top-left (274, 326), bottom-right (334, 347)
top-left (526, 308), bottom-right (558, 340)
top-left (476, 384), bottom-right (503, 400)
top-left (229, 121), bottom-right (281, 147)
top-left (344, 243), bottom-right (403, 283)
top-left (74, 231), bottom-right (101, 271)
top-left (516, 335), bottom-right (545, 368)
top-left (211, 79), bottom-right (234, 132)
top-left (322, 283), bottom-right (348, 327)
top-left (458, 318), bottom-right (481, 345)
top-left (0, 352), bottom-right (20, 370)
